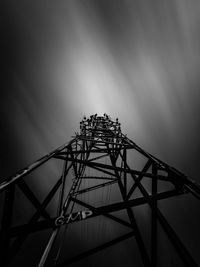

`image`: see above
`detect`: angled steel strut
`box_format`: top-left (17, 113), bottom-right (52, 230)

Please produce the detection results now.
top-left (0, 114), bottom-right (200, 267)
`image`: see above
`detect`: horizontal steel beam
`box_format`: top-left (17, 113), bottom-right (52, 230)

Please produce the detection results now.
top-left (72, 179), bottom-right (118, 196)
top-left (71, 190), bottom-right (183, 216)
top-left (62, 157), bottom-right (179, 183)
top-left (6, 190), bottom-right (181, 237)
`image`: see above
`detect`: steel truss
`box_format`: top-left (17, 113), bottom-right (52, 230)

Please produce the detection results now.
top-left (0, 114), bottom-right (200, 267)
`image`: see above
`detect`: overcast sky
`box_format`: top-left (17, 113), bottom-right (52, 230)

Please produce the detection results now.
top-left (2, 1), bottom-right (200, 266)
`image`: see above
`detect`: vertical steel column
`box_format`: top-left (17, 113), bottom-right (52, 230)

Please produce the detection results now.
top-left (109, 152), bottom-right (151, 267)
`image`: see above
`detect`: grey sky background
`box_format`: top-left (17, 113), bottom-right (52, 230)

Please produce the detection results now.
top-left (1, 1), bottom-right (200, 266)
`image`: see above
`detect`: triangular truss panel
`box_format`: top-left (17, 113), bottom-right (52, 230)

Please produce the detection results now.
top-left (0, 114), bottom-right (200, 267)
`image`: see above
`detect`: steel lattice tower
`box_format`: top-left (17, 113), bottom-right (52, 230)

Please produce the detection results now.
top-left (0, 114), bottom-right (200, 267)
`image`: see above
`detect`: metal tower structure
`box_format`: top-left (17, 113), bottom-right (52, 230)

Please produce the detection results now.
top-left (0, 114), bottom-right (200, 267)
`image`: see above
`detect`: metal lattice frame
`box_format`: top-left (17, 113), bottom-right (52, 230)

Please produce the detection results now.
top-left (0, 114), bottom-right (200, 267)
